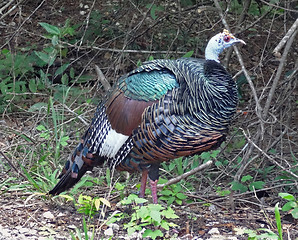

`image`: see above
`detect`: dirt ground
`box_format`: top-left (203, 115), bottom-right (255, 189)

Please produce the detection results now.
top-left (0, 170), bottom-right (297, 239)
top-left (0, 0), bottom-right (297, 239)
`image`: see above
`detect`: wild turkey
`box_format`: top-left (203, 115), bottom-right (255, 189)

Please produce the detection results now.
top-left (49, 29), bottom-right (245, 203)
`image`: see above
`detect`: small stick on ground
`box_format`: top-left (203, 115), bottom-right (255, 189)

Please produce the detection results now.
top-left (157, 160), bottom-right (213, 189)
top-left (0, 150), bottom-right (27, 180)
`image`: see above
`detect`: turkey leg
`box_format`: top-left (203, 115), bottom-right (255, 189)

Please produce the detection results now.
top-left (139, 169), bottom-right (148, 198)
top-left (148, 164), bottom-right (160, 204)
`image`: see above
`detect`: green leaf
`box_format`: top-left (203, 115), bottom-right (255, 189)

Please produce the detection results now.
top-left (168, 162), bottom-right (176, 171)
top-left (231, 181), bottom-right (248, 193)
top-left (234, 137), bottom-right (246, 148)
top-left (60, 136), bottom-right (69, 146)
top-left (134, 197), bottom-right (148, 204)
top-left (281, 201), bottom-right (297, 211)
top-left (182, 50), bottom-right (194, 58)
top-left (241, 175), bottom-right (253, 182)
top-left (34, 50), bottom-right (57, 66)
top-left (160, 219), bottom-right (170, 230)
top-left (162, 207), bottom-right (179, 219)
top-left (36, 124), bottom-right (47, 131)
top-left (115, 182), bottom-right (125, 191)
top-left (138, 206), bottom-right (150, 219)
top-left (279, 193), bottom-right (295, 201)
top-left (51, 35), bottom-right (59, 46)
top-left (150, 5), bottom-right (158, 20)
top-left (291, 208), bottom-right (298, 219)
top-left (168, 196), bottom-right (176, 205)
top-left (58, 194), bottom-right (74, 201)
top-left (200, 152), bottom-right (211, 161)
top-left (249, 181), bottom-right (265, 190)
top-left (176, 192), bottom-right (187, 200)
top-left (29, 79), bottom-right (37, 93)
top-left (148, 55), bottom-right (154, 61)
top-left (61, 74), bottom-right (69, 85)
top-left (39, 22), bottom-right (61, 35)
top-left (148, 204), bottom-right (164, 212)
top-left (143, 229), bottom-right (163, 240)
top-left (55, 63), bottom-right (70, 76)
top-left (70, 67), bottom-right (75, 79)
top-left (28, 102), bottom-right (48, 112)
top-left (161, 189), bottom-right (173, 196)
top-left (215, 161), bottom-right (222, 167)
top-left (274, 203), bottom-right (283, 240)
top-left (211, 150), bottom-right (220, 158)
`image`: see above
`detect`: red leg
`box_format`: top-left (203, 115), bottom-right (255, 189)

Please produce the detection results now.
top-left (139, 170), bottom-right (148, 199)
top-left (150, 179), bottom-right (158, 204)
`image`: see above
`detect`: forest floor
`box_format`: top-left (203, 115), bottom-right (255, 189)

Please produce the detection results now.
top-left (0, 0), bottom-right (297, 239)
top-left (0, 170), bottom-right (296, 240)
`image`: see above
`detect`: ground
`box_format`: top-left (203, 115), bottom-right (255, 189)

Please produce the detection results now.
top-left (0, 175), bottom-right (296, 239)
top-left (0, 0), bottom-right (297, 239)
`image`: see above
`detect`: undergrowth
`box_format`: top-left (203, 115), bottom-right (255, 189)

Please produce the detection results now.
top-left (0, 0), bottom-right (297, 239)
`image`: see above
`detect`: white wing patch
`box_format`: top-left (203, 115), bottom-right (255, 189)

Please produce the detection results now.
top-left (98, 129), bottom-right (129, 158)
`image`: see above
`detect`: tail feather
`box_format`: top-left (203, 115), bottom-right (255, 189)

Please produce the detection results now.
top-left (49, 143), bottom-right (105, 195)
top-left (49, 165), bottom-right (93, 195)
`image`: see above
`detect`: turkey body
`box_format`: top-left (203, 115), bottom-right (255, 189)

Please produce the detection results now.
top-left (49, 57), bottom-right (238, 201)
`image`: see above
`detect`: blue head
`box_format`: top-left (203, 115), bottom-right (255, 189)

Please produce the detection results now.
top-left (205, 29), bottom-right (245, 62)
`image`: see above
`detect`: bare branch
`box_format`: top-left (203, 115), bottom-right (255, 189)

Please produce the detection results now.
top-left (213, 0), bottom-right (264, 125)
top-left (0, 0), bottom-right (46, 48)
top-left (273, 18), bottom-right (298, 58)
top-left (157, 160), bottom-right (213, 189)
top-left (95, 65), bottom-right (111, 92)
top-left (241, 128), bottom-right (298, 180)
top-left (263, 29), bottom-right (297, 119)
top-left (0, 150), bottom-right (27, 180)
top-left (258, 0), bottom-right (298, 13)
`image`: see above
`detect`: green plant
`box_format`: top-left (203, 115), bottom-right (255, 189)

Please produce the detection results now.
top-left (244, 228), bottom-right (279, 240)
top-left (159, 184), bottom-right (187, 205)
top-left (215, 186), bottom-right (231, 197)
top-left (0, 49), bottom-right (45, 113)
top-left (75, 194), bottom-right (111, 218)
top-left (229, 0), bottom-right (283, 17)
top-left (107, 194), bottom-right (179, 240)
top-left (242, 197), bottom-right (287, 240)
top-left (78, 9), bottom-right (113, 42)
top-left (278, 192), bottom-right (298, 219)
top-left (35, 21), bottom-right (75, 68)
top-left (146, 3), bottom-right (164, 20)
top-left (162, 150), bottom-right (220, 179)
top-left (274, 203), bottom-right (283, 240)
top-left (55, 175), bottom-right (104, 197)
top-left (70, 216), bottom-right (95, 240)
top-left (114, 182), bottom-right (126, 200)
top-left (231, 175), bottom-right (265, 193)
top-left (11, 160), bottom-right (58, 193)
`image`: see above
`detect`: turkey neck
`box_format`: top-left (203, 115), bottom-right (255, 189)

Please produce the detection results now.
top-left (175, 58), bottom-right (238, 132)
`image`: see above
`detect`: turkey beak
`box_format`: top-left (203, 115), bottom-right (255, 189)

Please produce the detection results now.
top-left (235, 38), bottom-right (246, 45)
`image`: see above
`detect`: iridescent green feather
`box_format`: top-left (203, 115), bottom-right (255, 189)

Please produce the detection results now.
top-left (118, 66), bottom-right (179, 101)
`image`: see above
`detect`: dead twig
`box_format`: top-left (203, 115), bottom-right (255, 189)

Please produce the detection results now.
top-left (258, 0), bottom-right (298, 13)
top-left (273, 18), bottom-right (298, 57)
top-left (157, 160), bottom-right (213, 189)
top-left (0, 0), bottom-right (24, 21)
top-left (240, 128), bottom-right (298, 180)
top-left (0, 150), bottom-right (27, 180)
top-left (0, 0), bottom-right (46, 49)
top-left (263, 29), bottom-right (297, 119)
top-left (95, 65), bottom-right (112, 92)
top-left (212, 0), bottom-right (264, 125)
top-left (61, 103), bottom-right (89, 126)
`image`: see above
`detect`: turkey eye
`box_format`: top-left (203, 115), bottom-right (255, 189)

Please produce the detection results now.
top-left (224, 35), bottom-right (231, 42)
